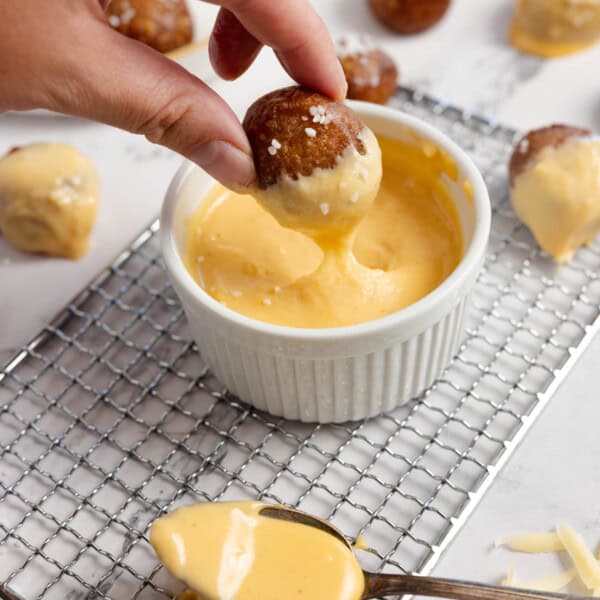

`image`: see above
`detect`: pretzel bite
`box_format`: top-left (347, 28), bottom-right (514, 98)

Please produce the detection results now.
top-left (0, 144), bottom-right (99, 259)
top-left (243, 86), bottom-right (382, 238)
top-left (336, 36), bottom-right (398, 104)
top-left (509, 124), bottom-right (600, 262)
top-left (106, 0), bottom-right (193, 54)
top-left (368, 0), bottom-right (451, 34)
top-left (510, 0), bottom-right (600, 58)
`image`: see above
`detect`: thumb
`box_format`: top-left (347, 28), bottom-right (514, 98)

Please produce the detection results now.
top-left (43, 20), bottom-right (256, 190)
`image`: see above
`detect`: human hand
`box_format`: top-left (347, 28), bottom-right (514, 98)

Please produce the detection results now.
top-left (0, 0), bottom-right (346, 190)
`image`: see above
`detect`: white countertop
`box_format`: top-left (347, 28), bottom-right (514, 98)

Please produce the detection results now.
top-left (2, 0), bottom-right (600, 588)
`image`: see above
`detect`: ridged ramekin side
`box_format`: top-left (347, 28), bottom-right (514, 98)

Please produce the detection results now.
top-left (179, 294), bottom-right (470, 423)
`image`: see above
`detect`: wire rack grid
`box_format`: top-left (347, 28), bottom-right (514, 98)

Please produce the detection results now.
top-left (2, 87), bottom-right (600, 600)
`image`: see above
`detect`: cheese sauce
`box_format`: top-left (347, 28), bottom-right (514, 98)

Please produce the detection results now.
top-left (184, 135), bottom-right (463, 328)
top-left (150, 502), bottom-right (365, 600)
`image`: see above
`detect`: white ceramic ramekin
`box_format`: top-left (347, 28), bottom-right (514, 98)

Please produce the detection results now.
top-left (161, 102), bottom-right (490, 423)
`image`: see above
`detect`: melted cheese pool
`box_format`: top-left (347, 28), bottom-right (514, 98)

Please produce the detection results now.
top-left (184, 135), bottom-right (463, 329)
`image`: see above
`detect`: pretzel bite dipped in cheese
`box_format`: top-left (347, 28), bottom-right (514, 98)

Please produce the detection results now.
top-left (243, 86), bottom-right (382, 242)
top-left (509, 124), bottom-right (600, 262)
top-left (0, 144), bottom-right (99, 259)
top-left (510, 0), bottom-right (600, 58)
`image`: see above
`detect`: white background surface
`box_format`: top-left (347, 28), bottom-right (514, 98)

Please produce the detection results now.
top-left (1, 0), bottom-right (600, 588)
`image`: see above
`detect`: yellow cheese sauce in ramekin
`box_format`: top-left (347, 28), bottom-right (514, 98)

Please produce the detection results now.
top-left (183, 135), bottom-right (463, 329)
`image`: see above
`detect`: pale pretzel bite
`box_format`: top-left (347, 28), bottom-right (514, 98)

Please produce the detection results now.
top-left (368, 0), bottom-right (451, 34)
top-left (509, 124), bottom-right (600, 263)
top-left (336, 36), bottom-right (399, 105)
top-left (242, 86), bottom-right (382, 238)
top-left (106, 0), bottom-right (193, 54)
top-left (0, 144), bottom-right (99, 259)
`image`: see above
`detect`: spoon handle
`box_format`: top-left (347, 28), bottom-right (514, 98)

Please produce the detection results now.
top-left (0, 585), bottom-right (23, 600)
top-left (363, 573), bottom-right (592, 600)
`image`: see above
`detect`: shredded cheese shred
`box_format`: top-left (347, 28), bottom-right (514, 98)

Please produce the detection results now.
top-left (500, 524), bottom-right (600, 593)
top-left (500, 532), bottom-right (564, 553)
top-left (556, 523), bottom-right (600, 590)
top-left (525, 568), bottom-right (577, 592)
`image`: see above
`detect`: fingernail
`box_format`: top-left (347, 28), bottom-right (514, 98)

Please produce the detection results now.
top-left (333, 61), bottom-right (348, 101)
top-left (338, 79), bottom-right (349, 102)
top-left (190, 141), bottom-right (256, 191)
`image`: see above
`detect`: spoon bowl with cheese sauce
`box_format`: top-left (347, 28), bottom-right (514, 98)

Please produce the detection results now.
top-left (151, 501), bottom-right (592, 600)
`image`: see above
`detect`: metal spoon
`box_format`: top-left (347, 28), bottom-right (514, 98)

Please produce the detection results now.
top-left (260, 506), bottom-right (591, 600)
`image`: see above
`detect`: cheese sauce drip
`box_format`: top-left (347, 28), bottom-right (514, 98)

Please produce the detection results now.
top-left (150, 502), bottom-right (365, 600)
top-left (184, 135), bottom-right (463, 328)
top-left (510, 0), bottom-right (600, 58)
top-left (511, 137), bottom-right (600, 263)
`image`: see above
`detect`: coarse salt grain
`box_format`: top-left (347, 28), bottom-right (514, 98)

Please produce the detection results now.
top-left (305, 127), bottom-right (317, 138)
top-left (351, 192), bottom-right (359, 203)
top-left (309, 105), bottom-right (333, 125)
top-left (519, 138), bottom-right (530, 154)
top-left (263, 297), bottom-right (272, 306)
top-left (320, 202), bottom-right (330, 215)
top-left (268, 138), bottom-right (281, 156)
top-left (108, 15), bottom-right (121, 26)
top-left (301, 116), bottom-right (308, 121)
top-left (121, 7), bottom-right (136, 23)
top-left (336, 34), bottom-right (376, 58)
top-left (232, 290), bottom-right (242, 297)
top-left (339, 181), bottom-right (348, 190)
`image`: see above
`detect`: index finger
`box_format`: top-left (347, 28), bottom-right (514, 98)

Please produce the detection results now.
top-left (202, 0), bottom-right (347, 100)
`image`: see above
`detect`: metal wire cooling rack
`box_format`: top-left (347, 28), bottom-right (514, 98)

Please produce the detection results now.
top-left (3, 87), bottom-right (600, 600)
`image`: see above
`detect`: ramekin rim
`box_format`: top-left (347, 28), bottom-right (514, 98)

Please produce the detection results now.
top-left (160, 101), bottom-right (491, 342)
